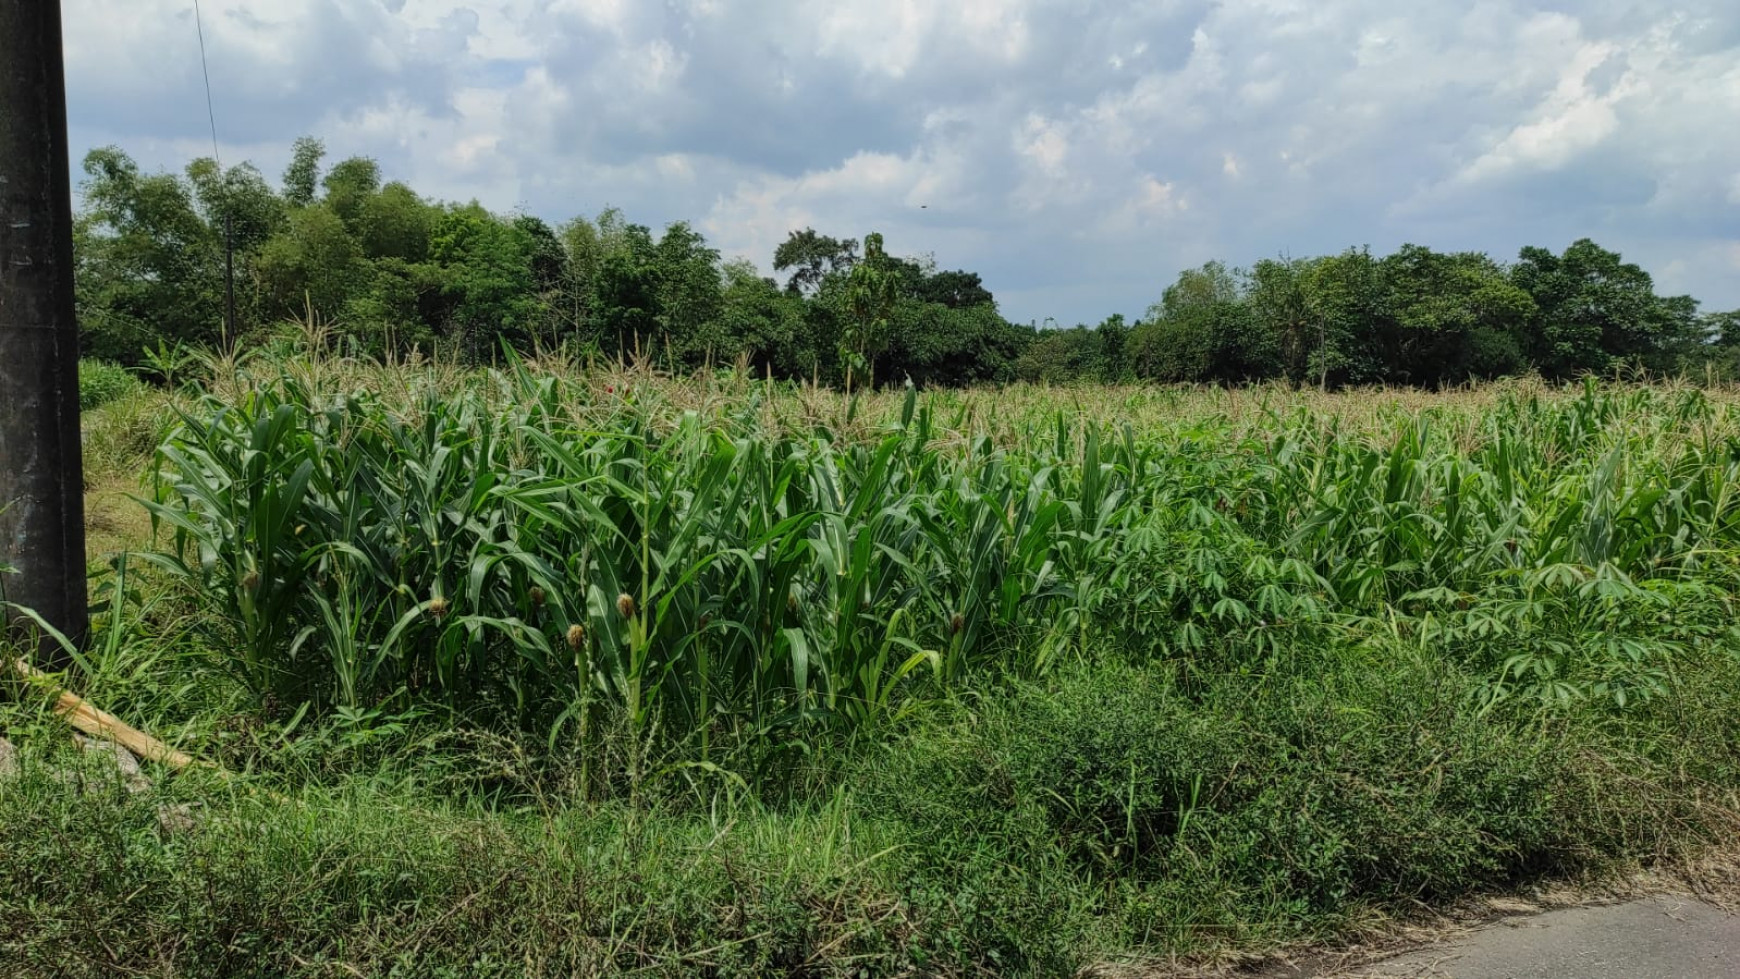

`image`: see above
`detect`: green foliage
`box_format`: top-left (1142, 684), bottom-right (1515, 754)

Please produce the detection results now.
top-left (429, 204), bottom-right (543, 359)
top-left (78, 360), bottom-right (141, 411)
top-left (254, 205), bottom-right (367, 323)
top-left (1131, 263), bottom-right (1277, 383)
top-left (138, 356), bottom-right (1740, 790)
top-left (18, 368), bottom-right (1740, 976)
top-left (841, 231), bottom-right (900, 390)
top-left (772, 227), bottom-right (858, 296)
top-left (74, 148), bottom-right (224, 361)
top-left (280, 136), bottom-right (324, 209)
top-left (69, 138), bottom-right (1726, 392)
top-left (0, 750), bottom-right (924, 977)
top-left (715, 260), bottom-right (810, 377)
top-left (1014, 317), bottom-right (1128, 385)
top-left (1519, 240), bottom-right (1704, 378)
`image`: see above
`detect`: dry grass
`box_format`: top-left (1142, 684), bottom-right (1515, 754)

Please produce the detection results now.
top-left (185, 344), bottom-right (1740, 452)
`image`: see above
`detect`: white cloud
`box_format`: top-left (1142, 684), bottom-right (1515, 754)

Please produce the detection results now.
top-left (56, 0), bottom-right (1740, 323)
top-left (1459, 40), bottom-right (1630, 182)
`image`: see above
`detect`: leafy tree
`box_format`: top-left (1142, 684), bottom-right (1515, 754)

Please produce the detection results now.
top-left (592, 222), bottom-right (661, 358)
top-left (359, 182), bottom-right (435, 262)
top-left (282, 137), bottom-right (325, 208)
top-left (916, 269), bottom-right (994, 309)
top-left (1246, 257), bottom-right (1313, 386)
top-left (254, 205), bottom-right (367, 324)
top-left (716, 260), bottom-right (810, 377)
top-left (1511, 239), bottom-right (1696, 379)
top-left (842, 232), bottom-right (900, 391)
top-left (773, 228), bottom-right (858, 296)
top-left (1707, 309), bottom-right (1740, 347)
top-left (1095, 314), bottom-right (1131, 383)
top-left (1130, 263), bottom-right (1276, 384)
top-left (552, 210), bottom-right (608, 344)
top-left (1015, 327), bottom-right (1096, 384)
top-left (514, 215), bottom-right (567, 295)
top-left (429, 203), bottom-right (539, 360)
top-left (321, 157), bottom-right (383, 237)
top-left (186, 158), bottom-right (286, 254)
top-left (886, 300), bottom-right (1028, 387)
top-left (1695, 310), bottom-right (1740, 380)
top-left (1299, 248), bottom-right (1386, 387)
top-left (651, 222), bottom-right (725, 365)
top-left (75, 147), bottom-right (223, 360)
top-left (1379, 246), bottom-right (1534, 384)
top-left (343, 257), bottom-right (436, 355)
top-left (508, 215), bottom-right (569, 349)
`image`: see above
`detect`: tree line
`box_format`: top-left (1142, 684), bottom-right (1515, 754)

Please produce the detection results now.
top-left (74, 137), bottom-right (1740, 388)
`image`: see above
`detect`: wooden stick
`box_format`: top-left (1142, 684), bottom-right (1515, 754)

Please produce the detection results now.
top-left (12, 657), bottom-right (205, 771)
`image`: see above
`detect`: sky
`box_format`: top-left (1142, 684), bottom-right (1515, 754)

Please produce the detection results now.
top-left (58, 0), bottom-right (1740, 327)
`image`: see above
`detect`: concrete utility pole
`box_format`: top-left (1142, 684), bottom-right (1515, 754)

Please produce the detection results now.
top-left (0, 0), bottom-right (89, 659)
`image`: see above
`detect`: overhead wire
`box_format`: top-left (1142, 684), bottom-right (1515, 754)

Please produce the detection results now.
top-left (190, 0), bottom-right (236, 344)
top-left (191, 0), bottom-right (221, 168)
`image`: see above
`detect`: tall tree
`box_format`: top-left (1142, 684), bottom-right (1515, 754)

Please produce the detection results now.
top-left (716, 259), bottom-right (809, 376)
top-left (282, 136), bottom-right (325, 208)
top-left (651, 222), bottom-right (724, 365)
top-left (774, 228), bottom-right (858, 296)
top-left (429, 203), bottom-right (539, 360)
top-left (1246, 257), bottom-right (1313, 386)
top-left (75, 147), bottom-right (223, 360)
top-left (254, 204), bottom-right (366, 324)
top-left (321, 156), bottom-right (383, 237)
top-left (1379, 245), bottom-right (1533, 384)
top-left (358, 182), bottom-right (435, 262)
top-left (1132, 264), bottom-right (1275, 384)
top-left (916, 269), bottom-right (994, 309)
top-left (592, 222), bottom-right (661, 358)
top-left (1511, 239), bottom-right (1696, 379)
top-left (1299, 248), bottom-right (1386, 388)
top-left (842, 232), bottom-right (899, 391)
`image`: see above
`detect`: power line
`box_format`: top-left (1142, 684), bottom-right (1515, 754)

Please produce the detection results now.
top-left (191, 0), bottom-right (221, 167)
top-left (190, 0), bottom-right (235, 344)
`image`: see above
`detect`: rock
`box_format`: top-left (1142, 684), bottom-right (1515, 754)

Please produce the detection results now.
top-left (75, 733), bottom-right (152, 794)
top-left (156, 802), bottom-right (198, 836)
top-left (0, 737), bottom-right (17, 778)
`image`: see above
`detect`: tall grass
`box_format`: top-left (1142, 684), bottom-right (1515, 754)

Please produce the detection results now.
top-left (133, 353), bottom-right (1740, 774)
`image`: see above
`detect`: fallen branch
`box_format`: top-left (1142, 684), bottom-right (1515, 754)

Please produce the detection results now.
top-left (12, 657), bottom-right (207, 772)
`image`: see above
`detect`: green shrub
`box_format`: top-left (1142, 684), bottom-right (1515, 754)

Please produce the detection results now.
top-left (855, 644), bottom-right (1716, 958)
top-left (78, 359), bottom-right (140, 411)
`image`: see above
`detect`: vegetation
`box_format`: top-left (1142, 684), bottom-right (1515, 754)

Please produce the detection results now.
top-left (13, 133), bottom-right (1740, 974)
top-left (76, 359), bottom-right (141, 411)
top-left (8, 346), bottom-right (1740, 975)
top-left (73, 139), bottom-right (1737, 389)
top-left (139, 352), bottom-right (1740, 751)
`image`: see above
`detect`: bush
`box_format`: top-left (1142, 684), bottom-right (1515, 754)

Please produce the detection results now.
top-left (78, 360), bottom-right (140, 411)
top-left (855, 643), bottom-right (1725, 959)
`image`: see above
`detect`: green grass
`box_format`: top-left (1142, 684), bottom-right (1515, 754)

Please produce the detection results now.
top-left (6, 348), bottom-right (1740, 976)
top-left (7, 634), bottom-right (1739, 976)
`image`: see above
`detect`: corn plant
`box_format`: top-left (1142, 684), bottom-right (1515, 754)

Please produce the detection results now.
top-left (139, 356), bottom-right (1740, 764)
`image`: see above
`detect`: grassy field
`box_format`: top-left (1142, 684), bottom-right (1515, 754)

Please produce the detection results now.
top-left (6, 347), bottom-right (1740, 976)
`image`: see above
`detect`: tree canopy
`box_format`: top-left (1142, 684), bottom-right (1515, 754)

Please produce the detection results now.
top-left (72, 138), bottom-right (1730, 388)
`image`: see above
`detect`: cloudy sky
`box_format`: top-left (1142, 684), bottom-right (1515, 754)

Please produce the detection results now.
top-left (59, 0), bottom-right (1740, 326)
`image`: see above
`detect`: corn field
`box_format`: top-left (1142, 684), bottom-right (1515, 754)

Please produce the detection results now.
top-left (141, 355), bottom-right (1740, 757)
